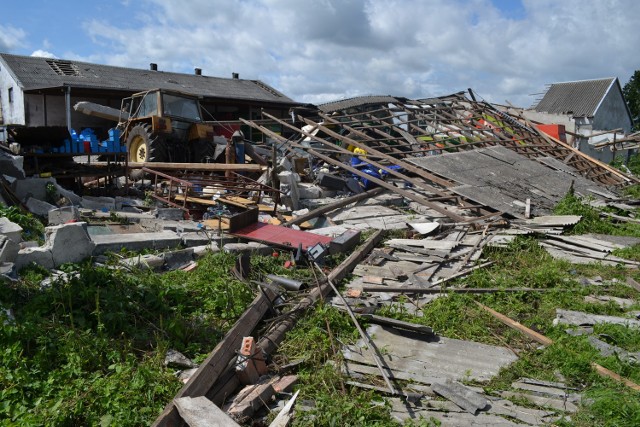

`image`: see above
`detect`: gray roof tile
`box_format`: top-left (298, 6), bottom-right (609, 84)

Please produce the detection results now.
top-left (0, 53), bottom-right (297, 105)
top-left (533, 77), bottom-right (616, 117)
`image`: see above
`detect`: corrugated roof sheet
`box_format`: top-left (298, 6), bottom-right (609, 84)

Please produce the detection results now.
top-left (319, 95), bottom-right (400, 113)
top-left (0, 53), bottom-right (296, 105)
top-left (533, 77), bottom-right (616, 117)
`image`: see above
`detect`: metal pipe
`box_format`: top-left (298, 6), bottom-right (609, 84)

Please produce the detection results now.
top-left (266, 274), bottom-right (304, 291)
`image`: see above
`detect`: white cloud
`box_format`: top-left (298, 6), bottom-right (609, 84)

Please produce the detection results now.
top-left (62, 0), bottom-right (640, 107)
top-left (31, 50), bottom-right (58, 59)
top-left (0, 25), bottom-right (27, 51)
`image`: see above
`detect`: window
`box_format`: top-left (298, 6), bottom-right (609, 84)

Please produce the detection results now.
top-left (8, 87), bottom-right (13, 103)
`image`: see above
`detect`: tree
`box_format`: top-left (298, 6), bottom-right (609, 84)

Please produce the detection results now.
top-left (623, 70), bottom-right (640, 130)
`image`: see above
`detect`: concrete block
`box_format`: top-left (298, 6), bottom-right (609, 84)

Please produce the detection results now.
top-left (181, 231), bottom-right (213, 247)
top-left (80, 196), bottom-right (116, 211)
top-left (15, 246), bottom-right (54, 271)
top-left (278, 171), bottom-right (300, 210)
top-left (329, 229), bottom-right (361, 255)
top-left (120, 253), bottom-right (165, 271)
top-left (91, 231), bottom-right (181, 255)
top-left (0, 235), bottom-right (19, 263)
top-left (223, 243), bottom-right (253, 254)
top-left (298, 183), bottom-right (331, 199)
top-left (0, 262), bottom-right (17, 284)
top-left (317, 172), bottom-right (348, 191)
top-left (176, 222), bottom-right (203, 233)
top-left (25, 197), bottom-right (55, 217)
top-left (192, 242), bottom-right (220, 258)
top-left (154, 208), bottom-right (184, 221)
top-left (12, 177), bottom-right (55, 201)
top-left (163, 249), bottom-right (195, 270)
top-left (115, 196), bottom-right (145, 211)
top-left (54, 183), bottom-right (82, 205)
top-left (246, 242), bottom-right (273, 256)
top-left (140, 218), bottom-right (180, 232)
top-left (48, 206), bottom-right (80, 225)
top-left (47, 222), bottom-right (95, 266)
top-left (0, 217), bottom-right (23, 243)
top-left (0, 152), bottom-right (25, 179)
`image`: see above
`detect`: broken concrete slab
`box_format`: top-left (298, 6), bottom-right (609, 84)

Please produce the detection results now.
top-left (0, 235), bottom-right (19, 264)
top-left (165, 349), bottom-right (198, 369)
top-left (180, 231), bottom-right (213, 247)
top-left (163, 249), bottom-right (195, 271)
top-left (0, 152), bottom-right (25, 179)
top-left (12, 177), bottom-right (55, 201)
top-left (24, 197), bottom-right (55, 217)
top-left (15, 246), bottom-right (55, 271)
top-left (48, 206), bottom-right (80, 225)
top-left (154, 208), bottom-right (185, 221)
top-left (587, 335), bottom-right (640, 363)
top-left (120, 253), bottom-right (166, 271)
top-left (223, 242), bottom-right (272, 256)
top-left (298, 182), bottom-right (336, 199)
top-left (80, 195), bottom-right (116, 211)
top-left (278, 171), bottom-right (300, 210)
top-left (192, 242), bottom-right (221, 258)
top-left (46, 222), bottom-right (95, 266)
top-left (91, 231), bottom-right (182, 255)
top-left (0, 262), bottom-right (17, 283)
top-left (0, 217), bottom-right (23, 243)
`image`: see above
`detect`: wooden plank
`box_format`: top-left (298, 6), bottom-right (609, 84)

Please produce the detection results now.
top-left (475, 301), bottom-right (553, 346)
top-left (174, 396), bottom-right (240, 427)
top-left (152, 289), bottom-right (275, 427)
top-left (362, 286), bottom-right (551, 294)
top-left (227, 383), bottom-right (275, 420)
top-left (126, 161), bottom-right (265, 172)
top-left (477, 302), bottom-right (640, 393)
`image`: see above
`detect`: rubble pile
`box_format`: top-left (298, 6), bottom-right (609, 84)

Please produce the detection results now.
top-left (2, 91), bottom-right (640, 426)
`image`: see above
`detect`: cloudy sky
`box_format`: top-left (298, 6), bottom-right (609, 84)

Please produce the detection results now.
top-left (1, 0), bottom-right (638, 107)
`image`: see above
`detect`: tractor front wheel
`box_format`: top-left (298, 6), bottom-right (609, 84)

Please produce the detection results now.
top-left (126, 123), bottom-right (167, 163)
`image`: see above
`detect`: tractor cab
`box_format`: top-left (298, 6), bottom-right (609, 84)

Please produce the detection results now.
top-left (120, 89), bottom-right (216, 163)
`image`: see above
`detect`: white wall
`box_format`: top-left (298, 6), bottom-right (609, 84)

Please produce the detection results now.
top-left (0, 58), bottom-right (26, 125)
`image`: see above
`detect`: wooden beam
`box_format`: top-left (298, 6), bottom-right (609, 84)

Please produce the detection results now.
top-left (476, 301), bottom-right (640, 393)
top-left (241, 118), bottom-right (469, 222)
top-left (122, 161), bottom-right (265, 172)
top-left (152, 289), bottom-right (276, 427)
top-left (257, 229), bottom-right (384, 355)
top-left (282, 187), bottom-right (385, 226)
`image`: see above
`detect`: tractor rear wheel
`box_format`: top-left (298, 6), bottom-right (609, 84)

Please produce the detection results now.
top-left (126, 123), bottom-right (167, 163)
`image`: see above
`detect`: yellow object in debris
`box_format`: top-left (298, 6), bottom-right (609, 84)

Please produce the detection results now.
top-left (353, 147), bottom-right (367, 156)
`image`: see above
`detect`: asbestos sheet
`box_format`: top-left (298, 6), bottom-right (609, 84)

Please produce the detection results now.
top-left (342, 325), bottom-right (518, 384)
top-left (407, 146), bottom-right (613, 218)
top-left (555, 309), bottom-right (640, 329)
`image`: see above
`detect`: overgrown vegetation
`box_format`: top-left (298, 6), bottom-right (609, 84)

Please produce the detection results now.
top-left (0, 205), bottom-right (44, 242)
top-left (0, 251), bottom-right (268, 426)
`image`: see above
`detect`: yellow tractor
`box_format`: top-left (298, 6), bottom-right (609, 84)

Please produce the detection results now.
top-left (120, 89), bottom-right (218, 163)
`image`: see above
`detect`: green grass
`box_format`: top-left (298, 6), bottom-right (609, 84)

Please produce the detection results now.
top-left (0, 251), bottom-right (266, 426)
